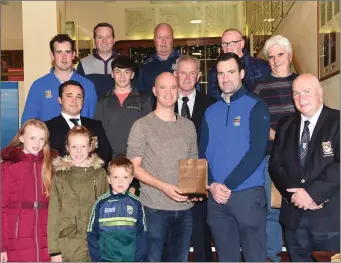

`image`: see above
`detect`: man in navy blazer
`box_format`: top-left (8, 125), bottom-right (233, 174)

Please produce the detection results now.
top-left (269, 74), bottom-right (340, 261)
top-left (174, 55), bottom-right (216, 262)
top-left (45, 80), bottom-right (112, 165)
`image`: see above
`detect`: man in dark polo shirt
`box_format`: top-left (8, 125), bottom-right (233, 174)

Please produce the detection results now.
top-left (136, 23), bottom-right (180, 105)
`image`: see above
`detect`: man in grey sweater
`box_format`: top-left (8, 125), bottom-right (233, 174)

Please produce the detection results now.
top-left (127, 72), bottom-right (198, 262)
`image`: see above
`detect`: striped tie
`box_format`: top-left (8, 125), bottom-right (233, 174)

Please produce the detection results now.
top-left (300, 121), bottom-right (310, 167)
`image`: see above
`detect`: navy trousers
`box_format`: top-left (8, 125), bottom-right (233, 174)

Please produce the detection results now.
top-left (208, 186), bottom-right (267, 262)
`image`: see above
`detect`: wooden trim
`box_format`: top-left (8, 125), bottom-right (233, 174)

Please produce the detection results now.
top-left (319, 70), bottom-right (340, 82)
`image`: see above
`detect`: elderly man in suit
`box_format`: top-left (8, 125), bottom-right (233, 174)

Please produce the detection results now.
top-left (269, 73), bottom-right (340, 262)
top-left (174, 55), bottom-right (215, 262)
top-left (45, 80), bottom-right (112, 164)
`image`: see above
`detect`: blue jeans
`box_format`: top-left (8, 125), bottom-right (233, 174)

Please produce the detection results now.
top-left (144, 207), bottom-right (192, 262)
top-left (265, 155), bottom-right (282, 262)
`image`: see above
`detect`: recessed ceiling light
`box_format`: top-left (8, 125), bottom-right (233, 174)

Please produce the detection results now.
top-left (190, 20), bottom-right (202, 24)
top-left (263, 18), bottom-right (275, 22)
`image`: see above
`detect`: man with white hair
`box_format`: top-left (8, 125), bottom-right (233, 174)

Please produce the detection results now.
top-left (269, 74), bottom-right (340, 261)
top-left (254, 35), bottom-right (298, 262)
top-left (174, 55), bottom-right (215, 262)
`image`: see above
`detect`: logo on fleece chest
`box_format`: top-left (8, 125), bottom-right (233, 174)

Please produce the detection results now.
top-left (233, 116), bottom-right (241, 126)
top-left (45, 90), bottom-right (52, 98)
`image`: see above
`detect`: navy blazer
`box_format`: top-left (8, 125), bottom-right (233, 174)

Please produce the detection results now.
top-left (175, 91), bottom-right (216, 144)
top-left (46, 115), bottom-right (113, 165)
top-left (269, 105), bottom-right (340, 231)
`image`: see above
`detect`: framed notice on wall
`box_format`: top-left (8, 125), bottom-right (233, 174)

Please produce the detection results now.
top-left (318, 1), bottom-right (340, 80)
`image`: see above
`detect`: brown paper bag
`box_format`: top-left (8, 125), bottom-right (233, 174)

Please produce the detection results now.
top-left (178, 159), bottom-right (208, 198)
top-left (271, 181), bottom-right (282, 209)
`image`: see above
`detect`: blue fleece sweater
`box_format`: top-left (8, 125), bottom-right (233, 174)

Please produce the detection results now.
top-left (199, 86), bottom-right (270, 191)
top-left (21, 69), bottom-right (97, 124)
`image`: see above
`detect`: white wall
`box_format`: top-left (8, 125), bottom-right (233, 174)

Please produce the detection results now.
top-left (321, 73), bottom-right (340, 109)
top-left (65, 1), bottom-right (245, 41)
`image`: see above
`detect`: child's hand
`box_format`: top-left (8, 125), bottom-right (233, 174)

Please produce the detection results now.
top-left (51, 255), bottom-right (62, 262)
top-left (1, 252), bottom-right (8, 262)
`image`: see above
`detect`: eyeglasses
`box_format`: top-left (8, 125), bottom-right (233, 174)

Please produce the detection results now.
top-left (221, 40), bottom-right (242, 47)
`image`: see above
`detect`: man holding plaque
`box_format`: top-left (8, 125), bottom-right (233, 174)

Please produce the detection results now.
top-left (200, 52), bottom-right (270, 262)
top-left (127, 72), bottom-right (198, 262)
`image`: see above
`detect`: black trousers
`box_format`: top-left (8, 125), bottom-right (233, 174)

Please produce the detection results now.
top-left (285, 214), bottom-right (340, 262)
top-left (191, 200), bottom-right (213, 262)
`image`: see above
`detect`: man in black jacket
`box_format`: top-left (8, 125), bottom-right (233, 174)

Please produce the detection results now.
top-left (269, 74), bottom-right (340, 261)
top-left (94, 55), bottom-right (152, 158)
top-left (45, 80), bottom-right (113, 165)
top-left (174, 55), bottom-right (216, 262)
top-left (95, 56), bottom-right (152, 193)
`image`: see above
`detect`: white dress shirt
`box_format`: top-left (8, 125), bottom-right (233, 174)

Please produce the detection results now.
top-left (61, 111), bottom-right (82, 129)
top-left (177, 89), bottom-right (196, 117)
top-left (299, 104), bottom-right (323, 141)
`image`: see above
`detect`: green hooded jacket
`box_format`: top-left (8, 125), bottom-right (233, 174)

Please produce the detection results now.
top-left (48, 154), bottom-right (109, 262)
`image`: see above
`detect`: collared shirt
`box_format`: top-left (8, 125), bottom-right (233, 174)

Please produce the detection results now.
top-left (300, 104), bottom-right (323, 140)
top-left (61, 111), bottom-right (82, 129)
top-left (53, 68), bottom-right (74, 84)
top-left (177, 89), bottom-right (196, 117)
top-left (136, 49), bottom-right (181, 98)
top-left (207, 49), bottom-right (271, 100)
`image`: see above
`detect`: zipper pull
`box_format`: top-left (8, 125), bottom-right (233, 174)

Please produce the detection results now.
top-left (94, 179), bottom-right (97, 199)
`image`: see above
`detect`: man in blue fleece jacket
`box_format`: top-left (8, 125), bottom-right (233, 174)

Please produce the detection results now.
top-left (200, 52), bottom-right (270, 262)
top-left (21, 34), bottom-right (97, 124)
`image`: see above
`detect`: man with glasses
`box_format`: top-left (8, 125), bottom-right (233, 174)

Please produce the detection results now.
top-left (77, 22), bottom-right (119, 99)
top-left (207, 28), bottom-right (271, 99)
top-left (22, 34), bottom-right (97, 124)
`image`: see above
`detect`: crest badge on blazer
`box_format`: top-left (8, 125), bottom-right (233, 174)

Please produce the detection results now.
top-left (234, 116), bottom-right (241, 126)
top-left (322, 141), bottom-right (334, 157)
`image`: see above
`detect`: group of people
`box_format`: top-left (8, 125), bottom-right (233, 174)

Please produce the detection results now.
top-left (0, 21), bottom-right (339, 263)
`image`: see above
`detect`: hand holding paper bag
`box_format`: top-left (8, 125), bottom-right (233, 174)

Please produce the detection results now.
top-left (178, 159), bottom-right (208, 198)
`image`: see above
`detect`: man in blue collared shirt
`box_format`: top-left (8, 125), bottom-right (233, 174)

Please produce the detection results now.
top-left (77, 23), bottom-right (119, 99)
top-left (21, 34), bottom-right (97, 124)
top-left (207, 28), bottom-right (271, 99)
top-left (136, 23), bottom-right (181, 103)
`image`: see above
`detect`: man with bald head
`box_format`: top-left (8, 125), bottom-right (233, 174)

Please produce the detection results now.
top-left (127, 72), bottom-right (198, 261)
top-left (207, 28), bottom-right (271, 99)
top-left (136, 23), bottom-right (181, 101)
top-left (269, 74), bottom-right (340, 261)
